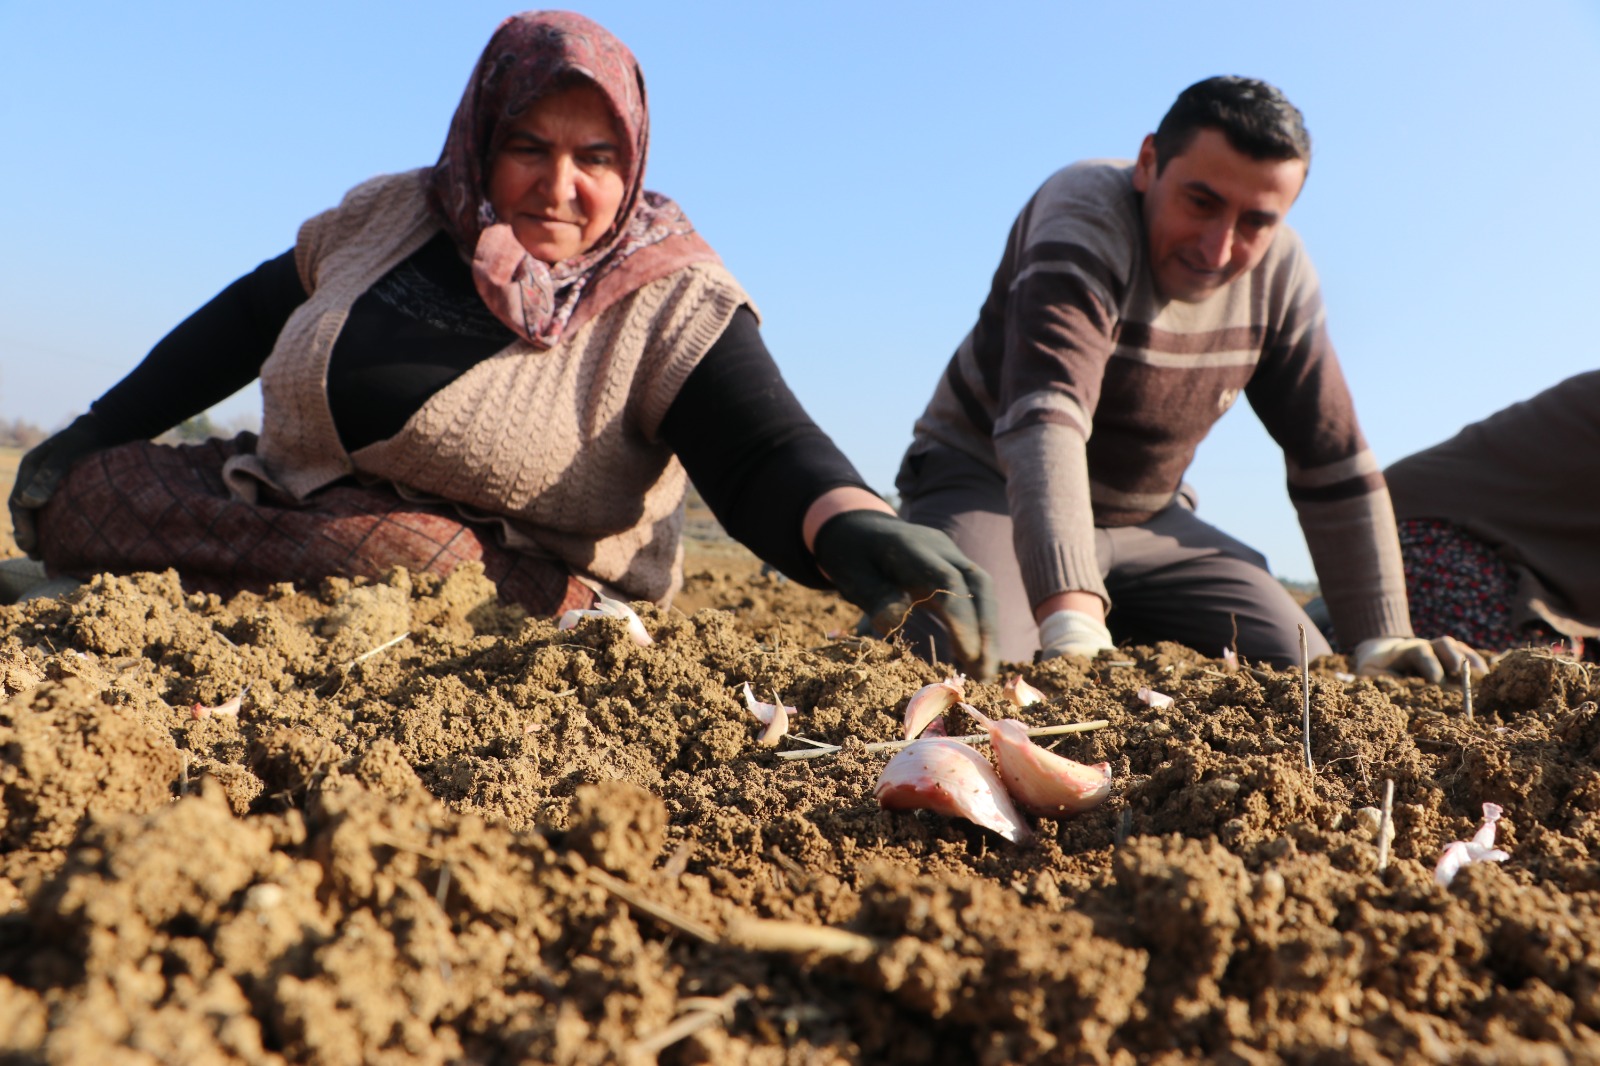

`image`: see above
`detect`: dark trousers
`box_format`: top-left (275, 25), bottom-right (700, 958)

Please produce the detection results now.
top-left (898, 445), bottom-right (1329, 668)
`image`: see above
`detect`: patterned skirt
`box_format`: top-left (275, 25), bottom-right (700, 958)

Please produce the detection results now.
top-left (1399, 517), bottom-right (1582, 658)
top-left (36, 434), bottom-right (596, 616)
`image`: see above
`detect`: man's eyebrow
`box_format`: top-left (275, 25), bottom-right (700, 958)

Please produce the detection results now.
top-left (1182, 180), bottom-right (1282, 224)
top-left (1181, 180), bottom-right (1224, 205)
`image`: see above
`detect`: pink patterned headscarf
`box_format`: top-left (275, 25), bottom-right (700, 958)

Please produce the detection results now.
top-left (429, 11), bottom-right (718, 348)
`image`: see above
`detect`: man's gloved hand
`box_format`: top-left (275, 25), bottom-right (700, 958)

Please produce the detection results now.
top-left (811, 510), bottom-right (998, 680)
top-left (1038, 608), bottom-right (1116, 661)
top-left (1354, 635), bottom-right (1489, 683)
top-left (8, 415), bottom-right (108, 555)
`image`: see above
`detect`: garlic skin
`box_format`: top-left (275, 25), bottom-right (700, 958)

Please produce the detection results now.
top-left (902, 674), bottom-right (965, 740)
top-left (959, 703), bottom-right (1112, 816)
top-left (1136, 687), bottom-right (1174, 710)
top-left (741, 682), bottom-right (796, 726)
top-left (875, 737), bottom-right (1032, 844)
top-left (557, 596), bottom-right (653, 646)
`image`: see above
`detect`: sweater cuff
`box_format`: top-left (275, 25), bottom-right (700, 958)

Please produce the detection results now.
top-left (1016, 539), bottom-right (1108, 611)
top-left (994, 421), bottom-right (1106, 610)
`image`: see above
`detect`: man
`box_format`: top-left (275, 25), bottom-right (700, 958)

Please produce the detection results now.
top-left (897, 76), bottom-right (1463, 678)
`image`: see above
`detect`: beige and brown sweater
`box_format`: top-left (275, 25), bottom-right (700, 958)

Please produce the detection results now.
top-left (223, 170), bottom-right (749, 604)
top-left (904, 160), bottom-right (1411, 646)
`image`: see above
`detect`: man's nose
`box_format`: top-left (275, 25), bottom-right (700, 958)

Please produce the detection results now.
top-left (1197, 221), bottom-right (1234, 269)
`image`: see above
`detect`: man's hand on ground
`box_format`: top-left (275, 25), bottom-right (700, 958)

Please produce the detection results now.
top-left (1038, 609), bottom-right (1116, 661)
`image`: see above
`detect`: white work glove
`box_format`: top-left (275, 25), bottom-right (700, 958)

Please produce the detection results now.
top-left (1354, 635), bottom-right (1488, 683)
top-left (1038, 609), bottom-right (1116, 660)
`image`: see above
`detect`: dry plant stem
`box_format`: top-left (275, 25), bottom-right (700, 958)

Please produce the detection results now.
top-left (1299, 624), bottom-right (1314, 770)
top-left (626, 986), bottom-right (750, 1060)
top-left (1377, 778), bottom-right (1395, 872)
top-left (773, 719), bottom-right (1111, 760)
top-left (1462, 664), bottom-right (1474, 721)
top-left (347, 631), bottom-right (411, 667)
top-left (879, 587), bottom-right (965, 644)
top-left (725, 916), bottom-right (878, 961)
top-left (586, 868), bottom-right (718, 944)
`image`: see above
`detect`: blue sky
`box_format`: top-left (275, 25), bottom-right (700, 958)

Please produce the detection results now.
top-left (2, 1), bottom-right (1596, 581)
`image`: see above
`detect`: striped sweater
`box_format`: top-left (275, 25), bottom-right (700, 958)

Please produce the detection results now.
top-left (903, 160), bottom-right (1410, 646)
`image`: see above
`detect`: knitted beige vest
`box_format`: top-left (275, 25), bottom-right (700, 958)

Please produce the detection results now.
top-left (223, 170), bottom-right (749, 604)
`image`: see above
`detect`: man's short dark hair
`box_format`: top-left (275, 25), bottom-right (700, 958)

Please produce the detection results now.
top-left (1152, 76), bottom-right (1311, 174)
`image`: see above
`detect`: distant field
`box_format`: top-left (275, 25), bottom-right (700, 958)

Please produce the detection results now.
top-left (0, 446), bottom-right (19, 555)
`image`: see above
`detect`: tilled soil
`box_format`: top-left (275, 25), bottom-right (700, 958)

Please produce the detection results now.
top-left (2, 558), bottom-right (1598, 1064)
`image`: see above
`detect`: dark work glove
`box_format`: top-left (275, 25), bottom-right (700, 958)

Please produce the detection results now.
top-left (811, 510), bottom-right (999, 680)
top-left (8, 414), bottom-right (110, 556)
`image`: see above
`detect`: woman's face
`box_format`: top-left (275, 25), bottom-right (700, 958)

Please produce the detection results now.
top-left (487, 82), bottom-right (628, 264)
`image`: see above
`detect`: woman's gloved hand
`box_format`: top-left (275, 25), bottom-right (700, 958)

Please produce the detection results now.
top-left (8, 414), bottom-right (109, 555)
top-left (1353, 634), bottom-right (1489, 683)
top-left (811, 510), bottom-right (998, 680)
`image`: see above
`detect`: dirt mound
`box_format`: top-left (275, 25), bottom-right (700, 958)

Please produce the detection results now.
top-left (2, 561), bottom-right (1598, 1063)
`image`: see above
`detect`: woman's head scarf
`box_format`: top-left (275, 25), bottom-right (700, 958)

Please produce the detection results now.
top-left (429, 11), bottom-right (717, 348)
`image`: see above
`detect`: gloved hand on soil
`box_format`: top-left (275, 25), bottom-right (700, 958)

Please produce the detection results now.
top-left (1038, 608), bottom-right (1116, 661)
top-left (1354, 634), bottom-right (1488, 683)
top-left (8, 414), bottom-right (111, 556)
top-left (811, 510), bottom-right (998, 680)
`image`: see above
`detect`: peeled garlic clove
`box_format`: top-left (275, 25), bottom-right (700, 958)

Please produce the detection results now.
top-left (1003, 675), bottom-right (1047, 707)
top-left (960, 703), bottom-right (1112, 816)
top-left (875, 737), bottom-right (1032, 844)
top-left (902, 674), bottom-right (966, 740)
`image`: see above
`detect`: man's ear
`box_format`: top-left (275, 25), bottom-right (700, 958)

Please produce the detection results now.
top-left (1131, 133), bottom-right (1157, 193)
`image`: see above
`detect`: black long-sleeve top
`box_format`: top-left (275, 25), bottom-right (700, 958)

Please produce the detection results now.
top-left (87, 235), bottom-right (870, 586)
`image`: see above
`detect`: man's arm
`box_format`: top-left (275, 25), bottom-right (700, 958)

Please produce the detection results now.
top-left (983, 175), bottom-right (1140, 657)
top-left (1245, 259), bottom-right (1426, 674)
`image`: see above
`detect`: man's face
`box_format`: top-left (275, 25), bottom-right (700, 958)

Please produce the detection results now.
top-left (1131, 127), bottom-right (1307, 302)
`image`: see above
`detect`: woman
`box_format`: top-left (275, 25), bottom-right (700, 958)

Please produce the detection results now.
top-left (1383, 370), bottom-right (1600, 660)
top-left (6, 11), bottom-right (996, 677)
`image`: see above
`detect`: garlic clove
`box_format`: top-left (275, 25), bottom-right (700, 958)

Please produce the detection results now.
top-left (557, 597), bottom-right (653, 647)
top-left (902, 674), bottom-right (965, 740)
top-left (959, 703), bottom-right (1112, 816)
top-left (1434, 802), bottom-right (1511, 887)
top-left (1003, 674), bottom-right (1047, 707)
top-left (741, 682), bottom-right (796, 726)
top-left (875, 737), bottom-right (1032, 844)
top-left (1136, 687), bottom-right (1174, 709)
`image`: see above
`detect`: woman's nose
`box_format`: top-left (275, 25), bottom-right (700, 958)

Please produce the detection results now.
top-left (540, 154), bottom-right (578, 203)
